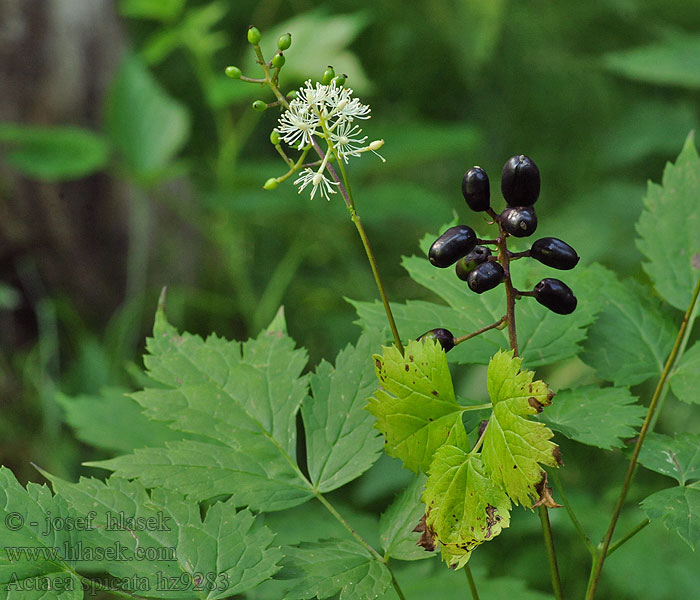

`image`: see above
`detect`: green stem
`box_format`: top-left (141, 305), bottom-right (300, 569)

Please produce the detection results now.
top-left (539, 506), bottom-right (564, 600)
top-left (550, 470), bottom-right (595, 556)
top-left (453, 315), bottom-right (506, 346)
top-left (606, 519), bottom-right (650, 557)
top-left (464, 564), bottom-right (481, 600)
top-left (586, 274), bottom-right (700, 600)
top-left (389, 570), bottom-right (408, 600)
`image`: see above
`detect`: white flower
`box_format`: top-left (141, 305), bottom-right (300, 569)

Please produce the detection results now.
top-left (329, 120), bottom-right (368, 162)
top-left (293, 167), bottom-right (339, 200)
top-left (277, 99), bottom-right (319, 148)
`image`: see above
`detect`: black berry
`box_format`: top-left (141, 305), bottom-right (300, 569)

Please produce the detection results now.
top-left (455, 246), bottom-right (492, 281)
top-left (501, 155), bottom-right (540, 206)
top-left (417, 328), bottom-right (455, 352)
top-left (533, 278), bottom-right (577, 314)
top-left (500, 206), bottom-right (538, 238)
top-left (429, 225), bottom-right (477, 268)
top-left (462, 166), bottom-right (490, 212)
top-left (467, 262), bottom-right (505, 294)
top-left (530, 237), bottom-right (579, 270)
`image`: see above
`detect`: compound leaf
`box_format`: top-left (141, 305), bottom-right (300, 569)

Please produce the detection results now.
top-left (367, 339), bottom-right (468, 474)
top-left (481, 351), bottom-right (559, 506)
top-left (670, 341), bottom-right (700, 405)
top-left (636, 132), bottom-right (700, 310)
top-left (581, 272), bottom-right (675, 386)
top-left (423, 445), bottom-right (511, 568)
top-left (641, 483), bottom-right (700, 551)
top-left (637, 433), bottom-right (700, 485)
top-left (303, 330), bottom-right (384, 492)
top-left (379, 474), bottom-right (432, 561)
top-left (538, 386), bottom-right (646, 450)
top-left (279, 540), bottom-right (391, 600)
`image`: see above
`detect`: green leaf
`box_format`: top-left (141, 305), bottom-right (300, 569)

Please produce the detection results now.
top-left (87, 307), bottom-right (315, 511)
top-left (105, 54), bottom-right (189, 181)
top-left (0, 468), bottom-right (82, 597)
top-left (367, 339), bottom-right (468, 473)
top-left (637, 433), bottom-right (700, 485)
top-left (352, 242), bottom-right (603, 368)
top-left (581, 273), bottom-right (676, 386)
top-left (58, 386), bottom-right (187, 452)
top-left (670, 341), bottom-right (700, 405)
top-left (278, 540), bottom-right (391, 600)
top-left (604, 33), bottom-right (700, 89)
top-left (636, 132), bottom-right (700, 310)
top-left (640, 483), bottom-right (700, 551)
top-left (379, 474), bottom-right (432, 561)
top-left (482, 351), bottom-right (559, 506)
top-left (423, 445), bottom-right (511, 568)
top-left (304, 331), bottom-right (384, 492)
top-left (538, 386), bottom-right (646, 450)
top-left (0, 124), bottom-right (109, 180)
top-left (43, 473), bottom-right (282, 598)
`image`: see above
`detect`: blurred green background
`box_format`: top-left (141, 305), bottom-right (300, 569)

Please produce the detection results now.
top-left (1, 0), bottom-right (700, 597)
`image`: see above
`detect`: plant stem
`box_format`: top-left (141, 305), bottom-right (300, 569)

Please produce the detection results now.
top-left (453, 315), bottom-right (506, 346)
top-left (550, 470), bottom-right (595, 556)
top-left (539, 505), bottom-right (564, 600)
top-left (465, 564), bottom-right (481, 600)
top-left (606, 519), bottom-right (650, 557)
top-left (390, 570), bottom-right (408, 600)
top-left (585, 274), bottom-right (700, 600)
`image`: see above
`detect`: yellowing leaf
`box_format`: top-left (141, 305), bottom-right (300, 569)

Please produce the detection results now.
top-left (423, 445), bottom-right (511, 569)
top-left (482, 351), bottom-right (560, 506)
top-left (367, 339), bottom-right (467, 473)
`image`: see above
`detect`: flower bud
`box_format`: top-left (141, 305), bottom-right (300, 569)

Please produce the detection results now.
top-left (286, 90), bottom-right (298, 100)
top-left (263, 178), bottom-right (278, 190)
top-left (225, 66), bottom-right (242, 79)
top-left (247, 26), bottom-right (261, 44)
top-left (270, 130), bottom-right (281, 145)
top-left (369, 140), bottom-right (384, 151)
top-left (277, 33), bottom-right (292, 51)
top-left (272, 53), bottom-right (285, 68)
top-left (333, 73), bottom-right (347, 86)
top-left (321, 66), bottom-right (335, 85)
top-left (252, 100), bottom-right (267, 112)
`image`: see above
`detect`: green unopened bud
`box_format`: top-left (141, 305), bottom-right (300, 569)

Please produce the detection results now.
top-left (225, 66), bottom-right (242, 79)
top-left (252, 100), bottom-right (267, 112)
top-left (321, 66), bottom-right (335, 85)
top-left (286, 90), bottom-right (298, 100)
top-left (272, 52), bottom-right (286, 68)
top-left (333, 73), bottom-right (347, 86)
top-left (263, 178), bottom-right (278, 190)
top-left (247, 26), bottom-right (261, 44)
top-left (277, 33), bottom-right (292, 51)
top-left (270, 130), bottom-right (281, 145)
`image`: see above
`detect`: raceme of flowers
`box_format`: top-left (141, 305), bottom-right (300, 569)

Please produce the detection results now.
top-left (276, 80), bottom-right (384, 200)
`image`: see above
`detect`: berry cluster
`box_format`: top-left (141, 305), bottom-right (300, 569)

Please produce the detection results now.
top-left (419, 155), bottom-right (580, 351)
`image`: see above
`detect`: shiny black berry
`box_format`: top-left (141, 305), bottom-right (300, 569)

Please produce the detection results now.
top-left (501, 155), bottom-right (540, 206)
top-left (500, 206), bottom-right (538, 238)
top-left (429, 225), bottom-right (477, 268)
top-left (455, 246), bottom-right (492, 281)
top-left (533, 278), bottom-right (577, 314)
top-left (530, 238), bottom-right (579, 270)
top-left (467, 262), bottom-right (505, 294)
top-left (417, 328), bottom-right (455, 352)
top-left (462, 166), bottom-right (490, 212)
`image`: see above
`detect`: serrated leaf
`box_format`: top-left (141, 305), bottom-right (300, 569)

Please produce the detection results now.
top-left (106, 54), bottom-right (189, 180)
top-left (423, 445), bottom-right (511, 568)
top-left (304, 331), bottom-right (384, 492)
top-left (670, 341), bottom-right (700, 405)
top-left (379, 474), bottom-right (432, 561)
top-left (636, 132), bottom-right (700, 310)
top-left (367, 339), bottom-right (469, 473)
top-left (58, 386), bottom-right (187, 452)
top-left (352, 242), bottom-right (603, 368)
top-left (640, 483), bottom-right (700, 551)
top-left (0, 468), bottom-right (82, 597)
top-left (581, 272), bottom-right (676, 386)
top-left (637, 433), bottom-right (700, 485)
top-left (481, 351), bottom-right (559, 506)
top-left (0, 124), bottom-right (109, 180)
top-left (42, 473), bottom-right (282, 598)
top-left (604, 33), bottom-right (700, 89)
top-left (279, 540), bottom-right (391, 600)
top-left (538, 386), bottom-right (646, 450)
top-left (87, 307), bottom-right (315, 511)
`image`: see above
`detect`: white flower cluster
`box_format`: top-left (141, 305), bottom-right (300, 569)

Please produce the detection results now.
top-left (275, 80), bottom-right (384, 200)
